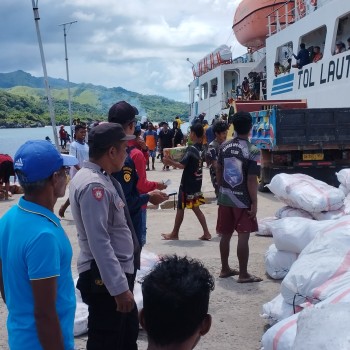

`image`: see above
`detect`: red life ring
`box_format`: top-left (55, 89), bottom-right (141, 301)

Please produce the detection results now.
top-left (310, 0), bottom-right (317, 6)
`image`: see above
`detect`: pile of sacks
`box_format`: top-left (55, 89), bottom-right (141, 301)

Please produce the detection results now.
top-left (258, 172), bottom-right (350, 349)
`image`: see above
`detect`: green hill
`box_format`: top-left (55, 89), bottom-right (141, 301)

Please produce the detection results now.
top-left (0, 71), bottom-right (189, 127)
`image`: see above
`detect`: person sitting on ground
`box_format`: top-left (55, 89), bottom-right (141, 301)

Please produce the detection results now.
top-left (312, 46), bottom-right (323, 63)
top-left (140, 255), bottom-right (214, 350)
top-left (334, 40), bottom-right (346, 54)
top-left (292, 43), bottom-right (310, 69)
top-left (274, 62), bottom-right (285, 77)
top-left (161, 123), bottom-right (211, 241)
top-left (0, 154), bottom-right (15, 200)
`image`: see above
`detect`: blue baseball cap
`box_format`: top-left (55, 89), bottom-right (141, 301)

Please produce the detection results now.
top-left (14, 140), bottom-right (78, 183)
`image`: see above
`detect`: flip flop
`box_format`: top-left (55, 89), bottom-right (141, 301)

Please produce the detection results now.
top-left (219, 268), bottom-right (239, 278)
top-left (198, 235), bottom-right (212, 241)
top-left (237, 275), bottom-right (262, 283)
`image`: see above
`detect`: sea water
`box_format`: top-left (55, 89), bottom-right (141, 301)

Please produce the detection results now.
top-left (0, 127), bottom-right (64, 157)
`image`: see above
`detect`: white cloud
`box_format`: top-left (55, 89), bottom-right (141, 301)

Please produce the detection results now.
top-left (1, 0), bottom-right (246, 102)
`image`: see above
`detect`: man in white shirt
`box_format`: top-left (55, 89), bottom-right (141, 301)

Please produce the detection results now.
top-left (59, 125), bottom-right (89, 217)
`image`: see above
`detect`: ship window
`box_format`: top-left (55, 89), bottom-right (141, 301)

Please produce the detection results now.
top-left (333, 13), bottom-right (350, 55)
top-left (200, 83), bottom-right (208, 100)
top-left (210, 78), bottom-right (218, 97)
top-left (275, 41), bottom-right (293, 71)
top-left (300, 25), bottom-right (327, 61)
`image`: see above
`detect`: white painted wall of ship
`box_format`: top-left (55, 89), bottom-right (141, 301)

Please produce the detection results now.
top-left (266, 0), bottom-right (350, 108)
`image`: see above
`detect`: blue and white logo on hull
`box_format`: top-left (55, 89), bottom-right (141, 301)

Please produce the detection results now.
top-left (271, 74), bottom-right (294, 96)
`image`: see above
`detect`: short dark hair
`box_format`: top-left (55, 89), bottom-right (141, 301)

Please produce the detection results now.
top-left (190, 123), bottom-right (204, 138)
top-left (213, 120), bottom-right (229, 134)
top-left (300, 43), bottom-right (306, 49)
top-left (75, 124), bottom-right (85, 133)
top-left (142, 255), bottom-right (214, 346)
top-left (232, 111), bottom-right (252, 135)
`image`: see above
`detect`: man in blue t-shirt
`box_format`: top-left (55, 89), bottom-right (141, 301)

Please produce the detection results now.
top-left (0, 140), bottom-right (78, 350)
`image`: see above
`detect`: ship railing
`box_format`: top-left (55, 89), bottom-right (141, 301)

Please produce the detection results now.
top-left (267, 0), bottom-right (318, 37)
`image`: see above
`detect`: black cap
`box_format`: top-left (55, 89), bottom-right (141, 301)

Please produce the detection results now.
top-left (108, 101), bottom-right (139, 124)
top-left (88, 122), bottom-right (135, 148)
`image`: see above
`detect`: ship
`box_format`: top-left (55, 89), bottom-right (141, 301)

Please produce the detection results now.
top-left (188, 0), bottom-right (350, 122)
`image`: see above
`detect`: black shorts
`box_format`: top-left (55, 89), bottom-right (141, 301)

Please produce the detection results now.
top-left (0, 161), bottom-right (14, 183)
top-left (177, 188), bottom-right (205, 209)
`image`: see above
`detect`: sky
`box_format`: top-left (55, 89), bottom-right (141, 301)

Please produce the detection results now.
top-left (1, 0), bottom-right (246, 102)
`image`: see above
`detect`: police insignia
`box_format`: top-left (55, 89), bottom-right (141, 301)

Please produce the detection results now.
top-left (92, 187), bottom-right (104, 201)
top-left (124, 173), bottom-right (131, 182)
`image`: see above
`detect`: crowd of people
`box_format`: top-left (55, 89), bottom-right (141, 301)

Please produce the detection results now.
top-left (0, 100), bottom-right (262, 349)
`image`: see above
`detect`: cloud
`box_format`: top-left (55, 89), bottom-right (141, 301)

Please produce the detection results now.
top-left (0, 0), bottom-right (246, 102)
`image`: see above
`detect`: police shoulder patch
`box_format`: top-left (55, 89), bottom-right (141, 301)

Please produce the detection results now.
top-left (92, 187), bottom-right (104, 201)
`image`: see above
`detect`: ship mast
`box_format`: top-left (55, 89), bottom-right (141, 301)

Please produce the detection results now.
top-left (30, 0), bottom-right (59, 149)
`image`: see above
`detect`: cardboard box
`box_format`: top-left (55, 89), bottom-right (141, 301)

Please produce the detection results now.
top-left (163, 146), bottom-right (187, 161)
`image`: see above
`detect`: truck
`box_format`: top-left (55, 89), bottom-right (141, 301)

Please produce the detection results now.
top-left (250, 106), bottom-right (350, 192)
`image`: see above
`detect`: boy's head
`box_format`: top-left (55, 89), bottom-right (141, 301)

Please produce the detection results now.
top-left (232, 111), bottom-right (252, 136)
top-left (213, 120), bottom-right (229, 143)
top-left (140, 255), bottom-right (214, 349)
top-left (190, 123), bottom-right (204, 143)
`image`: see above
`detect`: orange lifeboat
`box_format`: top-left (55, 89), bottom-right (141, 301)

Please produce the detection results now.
top-left (233, 0), bottom-right (293, 50)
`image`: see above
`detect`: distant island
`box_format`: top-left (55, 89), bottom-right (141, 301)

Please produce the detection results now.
top-left (0, 70), bottom-right (189, 128)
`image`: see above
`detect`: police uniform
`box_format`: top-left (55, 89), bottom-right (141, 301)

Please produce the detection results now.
top-left (70, 161), bottom-right (140, 350)
top-left (113, 149), bottom-right (150, 245)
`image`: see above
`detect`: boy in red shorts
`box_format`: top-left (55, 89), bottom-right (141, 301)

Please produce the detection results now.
top-left (216, 111), bottom-right (262, 283)
top-left (161, 123), bottom-right (211, 241)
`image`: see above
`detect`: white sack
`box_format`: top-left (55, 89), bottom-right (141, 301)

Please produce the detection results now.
top-left (261, 313), bottom-right (299, 350)
top-left (261, 293), bottom-right (301, 326)
top-left (275, 206), bottom-right (313, 219)
top-left (338, 183), bottom-right (349, 196)
top-left (256, 217), bottom-right (277, 236)
top-left (267, 173), bottom-right (344, 213)
top-left (261, 286), bottom-right (350, 350)
top-left (265, 244), bottom-right (298, 280)
top-left (292, 303), bottom-right (350, 350)
top-left (336, 169), bottom-right (350, 190)
top-left (74, 279), bottom-right (88, 336)
top-left (281, 216), bottom-right (350, 305)
top-left (311, 206), bottom-right (347, 221)
top-left (266, 217), bottom-right (332, 254)
top-left (134, 250), bottom-right (159, 310)
top-left (343, 193), bottom-right (350, 214)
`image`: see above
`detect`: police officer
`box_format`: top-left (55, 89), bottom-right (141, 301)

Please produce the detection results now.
top-left (108, 101), bottom-right (168, 246)
top-left (69, 123), bottom-right (141, 350)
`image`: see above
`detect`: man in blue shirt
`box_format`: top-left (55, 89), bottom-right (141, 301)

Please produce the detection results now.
top-left (292, 43), bottom-right (310, 69)
top-left (0, 140), bottom-right (78, 350)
